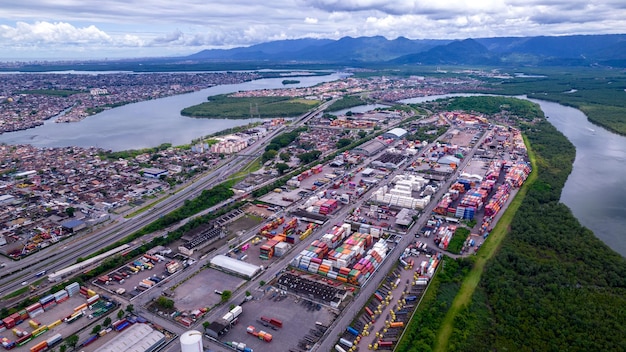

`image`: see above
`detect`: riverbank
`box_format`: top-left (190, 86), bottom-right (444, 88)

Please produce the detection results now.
top-left (446, 118), bottom-right (626, 351)
top-left (0, 73), bottom-right (344, 150)
top-left (433, 134), bottom-right (538, 352)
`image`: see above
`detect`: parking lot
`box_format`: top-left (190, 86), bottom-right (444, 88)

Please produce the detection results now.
top-left (220, 287), bottom-right (335, 352)
top-left (171, 268), bottom-right (246, 311)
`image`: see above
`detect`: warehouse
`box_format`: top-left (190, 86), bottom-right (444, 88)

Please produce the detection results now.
top-left (206, 319), bottom-right (230, 339)
top-left (438, 155), bottom-right (461, 166)
top-left (382, 127), bottom-right (408, 139)
top-left (94, 323), bottom-right (165, 352)
top-left (210, 255), bottom-right (262, 279)
top-left (141, 167), bottom-right (168, 179)
top-left (61, 219), bottom-right (86, 233)
top-left (352, 139), bottom-right (386, 157)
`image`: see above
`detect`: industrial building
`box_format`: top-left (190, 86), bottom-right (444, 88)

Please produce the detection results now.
top-left (352, 139), bottom-right (386, 156)
top-left (179, 224), bottom-right (224, 256)
top-left (438, 155), bottom-right (461, 166)
top-left (141, 168), bottom-right (169, 179)
top-left (210, 255), bottom-right (262, 279)
top-left (60, 219), bottom-right (86, 233)
top-left (93, 323), bottom-right (165, 352)
top-left (382, 127), bottom-right (408, 139)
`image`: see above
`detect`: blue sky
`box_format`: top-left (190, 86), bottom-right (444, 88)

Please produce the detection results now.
top-left (1, 0), bottom-right (625, 60)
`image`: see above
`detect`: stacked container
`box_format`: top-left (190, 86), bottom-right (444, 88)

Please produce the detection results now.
top-left (54, 289), bottom-right (69, 304)
top-left (65, 282), bottom-right (80, 297)
top-left (26, 303), bottom-right (44, 319)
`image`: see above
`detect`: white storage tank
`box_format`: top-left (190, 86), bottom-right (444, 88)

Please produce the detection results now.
top-left (180, 330), bottom-right (203, 352)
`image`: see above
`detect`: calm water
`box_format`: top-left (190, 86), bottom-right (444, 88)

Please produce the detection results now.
top-left (0, 73), bottom-right (344, 150)
top-left (330, 104), bottom-right (391, 116)
top-left (402, 95), bottom-right (626, 257)
top-left (529, 99), bottom-right (626, 257)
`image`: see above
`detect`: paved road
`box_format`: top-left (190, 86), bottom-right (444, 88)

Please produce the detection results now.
top-left (0, 99), bottom-right (340, 300)
top-left (314, 126), bottom-right (492, 351)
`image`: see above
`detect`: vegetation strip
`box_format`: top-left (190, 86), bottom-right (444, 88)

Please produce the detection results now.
top-left (432, 132), bottom-right (538, 351)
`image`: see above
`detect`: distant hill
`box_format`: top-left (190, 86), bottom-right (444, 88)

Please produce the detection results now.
top-left (186, 36), bottom-right (449, 62)
top-left (390, 39), bottom-right (500, 65)
top-left (183, 34), bottom-right (626, 67)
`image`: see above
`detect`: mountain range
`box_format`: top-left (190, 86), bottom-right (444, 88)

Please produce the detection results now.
top-left (184, 34), bottom-right (626, 67)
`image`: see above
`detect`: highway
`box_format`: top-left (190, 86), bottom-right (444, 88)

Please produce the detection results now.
top-left (313, 126), bottom-right (491, 351)
top-left (0, 99), bottom-right (335, 302)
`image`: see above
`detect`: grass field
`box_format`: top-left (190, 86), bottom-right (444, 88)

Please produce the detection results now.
top-left (433, 135), bottom-right (538, 352)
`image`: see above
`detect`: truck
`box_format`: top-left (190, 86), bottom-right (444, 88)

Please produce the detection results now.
top-left (260, 316), bottom-right (282, 328)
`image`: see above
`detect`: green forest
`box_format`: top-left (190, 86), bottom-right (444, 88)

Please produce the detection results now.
top-left (442, 96), bottom-right (544, 120)
top-left (445, 119), bottom-right (626, 351)
top-left (483, 68), bottom-right (626, 135)
top-left (395, 95), bottom-right (626, 351)
top-left (181, 94), bottom-right (320, 118)
top-left (327, 95), bottom-right (369, 112)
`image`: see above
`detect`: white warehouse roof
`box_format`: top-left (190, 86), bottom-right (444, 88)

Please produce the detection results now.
top-left (383, 128), bottom-right (408, 139)
top-left (211, 255), bottom-right (261, 278)
top-left (94, 323), bottom-right (165, 352)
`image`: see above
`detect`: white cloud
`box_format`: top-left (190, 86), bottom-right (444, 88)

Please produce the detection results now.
top-left (0, 0), bottom-right (625, 59)
top-left (0, 21), bottom-right (111, 45)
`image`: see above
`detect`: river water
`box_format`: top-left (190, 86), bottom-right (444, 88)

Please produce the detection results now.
top-left (1, 82), bottom-right (623, 256)
top-left (401, 94), bottom-right (626, 257)
top-left (0, 73), bottom-right (345, 151)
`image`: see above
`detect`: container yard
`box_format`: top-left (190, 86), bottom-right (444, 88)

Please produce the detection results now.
top-left (0, 282), bottom-right (120, 352)
top-left (339, 244), bottom-right (443, 351)
top-left (92, 249), bottom-right (183, 300)
top-left (215, 284), bottom-right (335, 352)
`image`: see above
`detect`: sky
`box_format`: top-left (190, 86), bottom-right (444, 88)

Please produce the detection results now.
top-left (1, 0), bottom-right (625, 60)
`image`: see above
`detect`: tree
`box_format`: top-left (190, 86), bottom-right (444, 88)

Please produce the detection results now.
top-left (229, 304), bottom-right (236, 311)
top-left (117, 309), bottom-right (125, 320)
top-left (91, 325), bottom-right (102, 334)
top-left (65, 207), bottom-right (75, 217)
top-left (336, 138), bottom-right (352, 149)
top-left (245, 290), bottom-right (251, 297)
top-left (59, 345), bottom-right (67, 352)
top-left (103, 317), bottom-right (112, 327)
top-left (66, 334), bottom-right (79, 350)
top-left (126, 304), bottom-right (134, 314)
top-left (262, 150), bottom-right (278, 162)
top-left (358, 130), bottom-right (367, 138)
top-left (297, 150), bottom-right (322, 163)
top-left (279, 151), bottom-right (291, 162)
top-left (275, 163), bottom-right (289, 175)
top-left (259, 280), bottom-right (266, 286)
top-left (203, 321), bottom-right (210, 330)
top-left (221, 290), bottom-right (232, 302)
top-left (156, 296), bottom-right (175, 309)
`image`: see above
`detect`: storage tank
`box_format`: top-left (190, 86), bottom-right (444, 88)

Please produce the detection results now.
top-left (180, 330), bottom-right (203, 352)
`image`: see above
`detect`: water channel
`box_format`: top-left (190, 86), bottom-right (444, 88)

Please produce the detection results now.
top-left (401, 94), bottom-right (626, 257)
top-left (0, 73), bottom-right (345, 151)
top-left (0, 80), bottom-right (623, 256)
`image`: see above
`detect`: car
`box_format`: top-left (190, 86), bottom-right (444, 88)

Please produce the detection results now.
top-left (21, 281), bottom-right (28, 286)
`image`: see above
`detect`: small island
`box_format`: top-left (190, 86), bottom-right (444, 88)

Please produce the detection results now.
top-left (282, 79), bottom-right (300, 85)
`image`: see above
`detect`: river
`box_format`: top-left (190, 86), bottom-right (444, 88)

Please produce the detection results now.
top-left (1, 82), bottom-right (623, 256)
top-left (401, 94), bottom-right (626, 257)
top-left (0, 73), bottom-right (345, 151)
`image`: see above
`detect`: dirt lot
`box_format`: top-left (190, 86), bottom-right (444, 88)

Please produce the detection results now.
top-left (224, 214), bottom-right (264, 237)
top-left (242, 204), bottom-right (276, 218)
